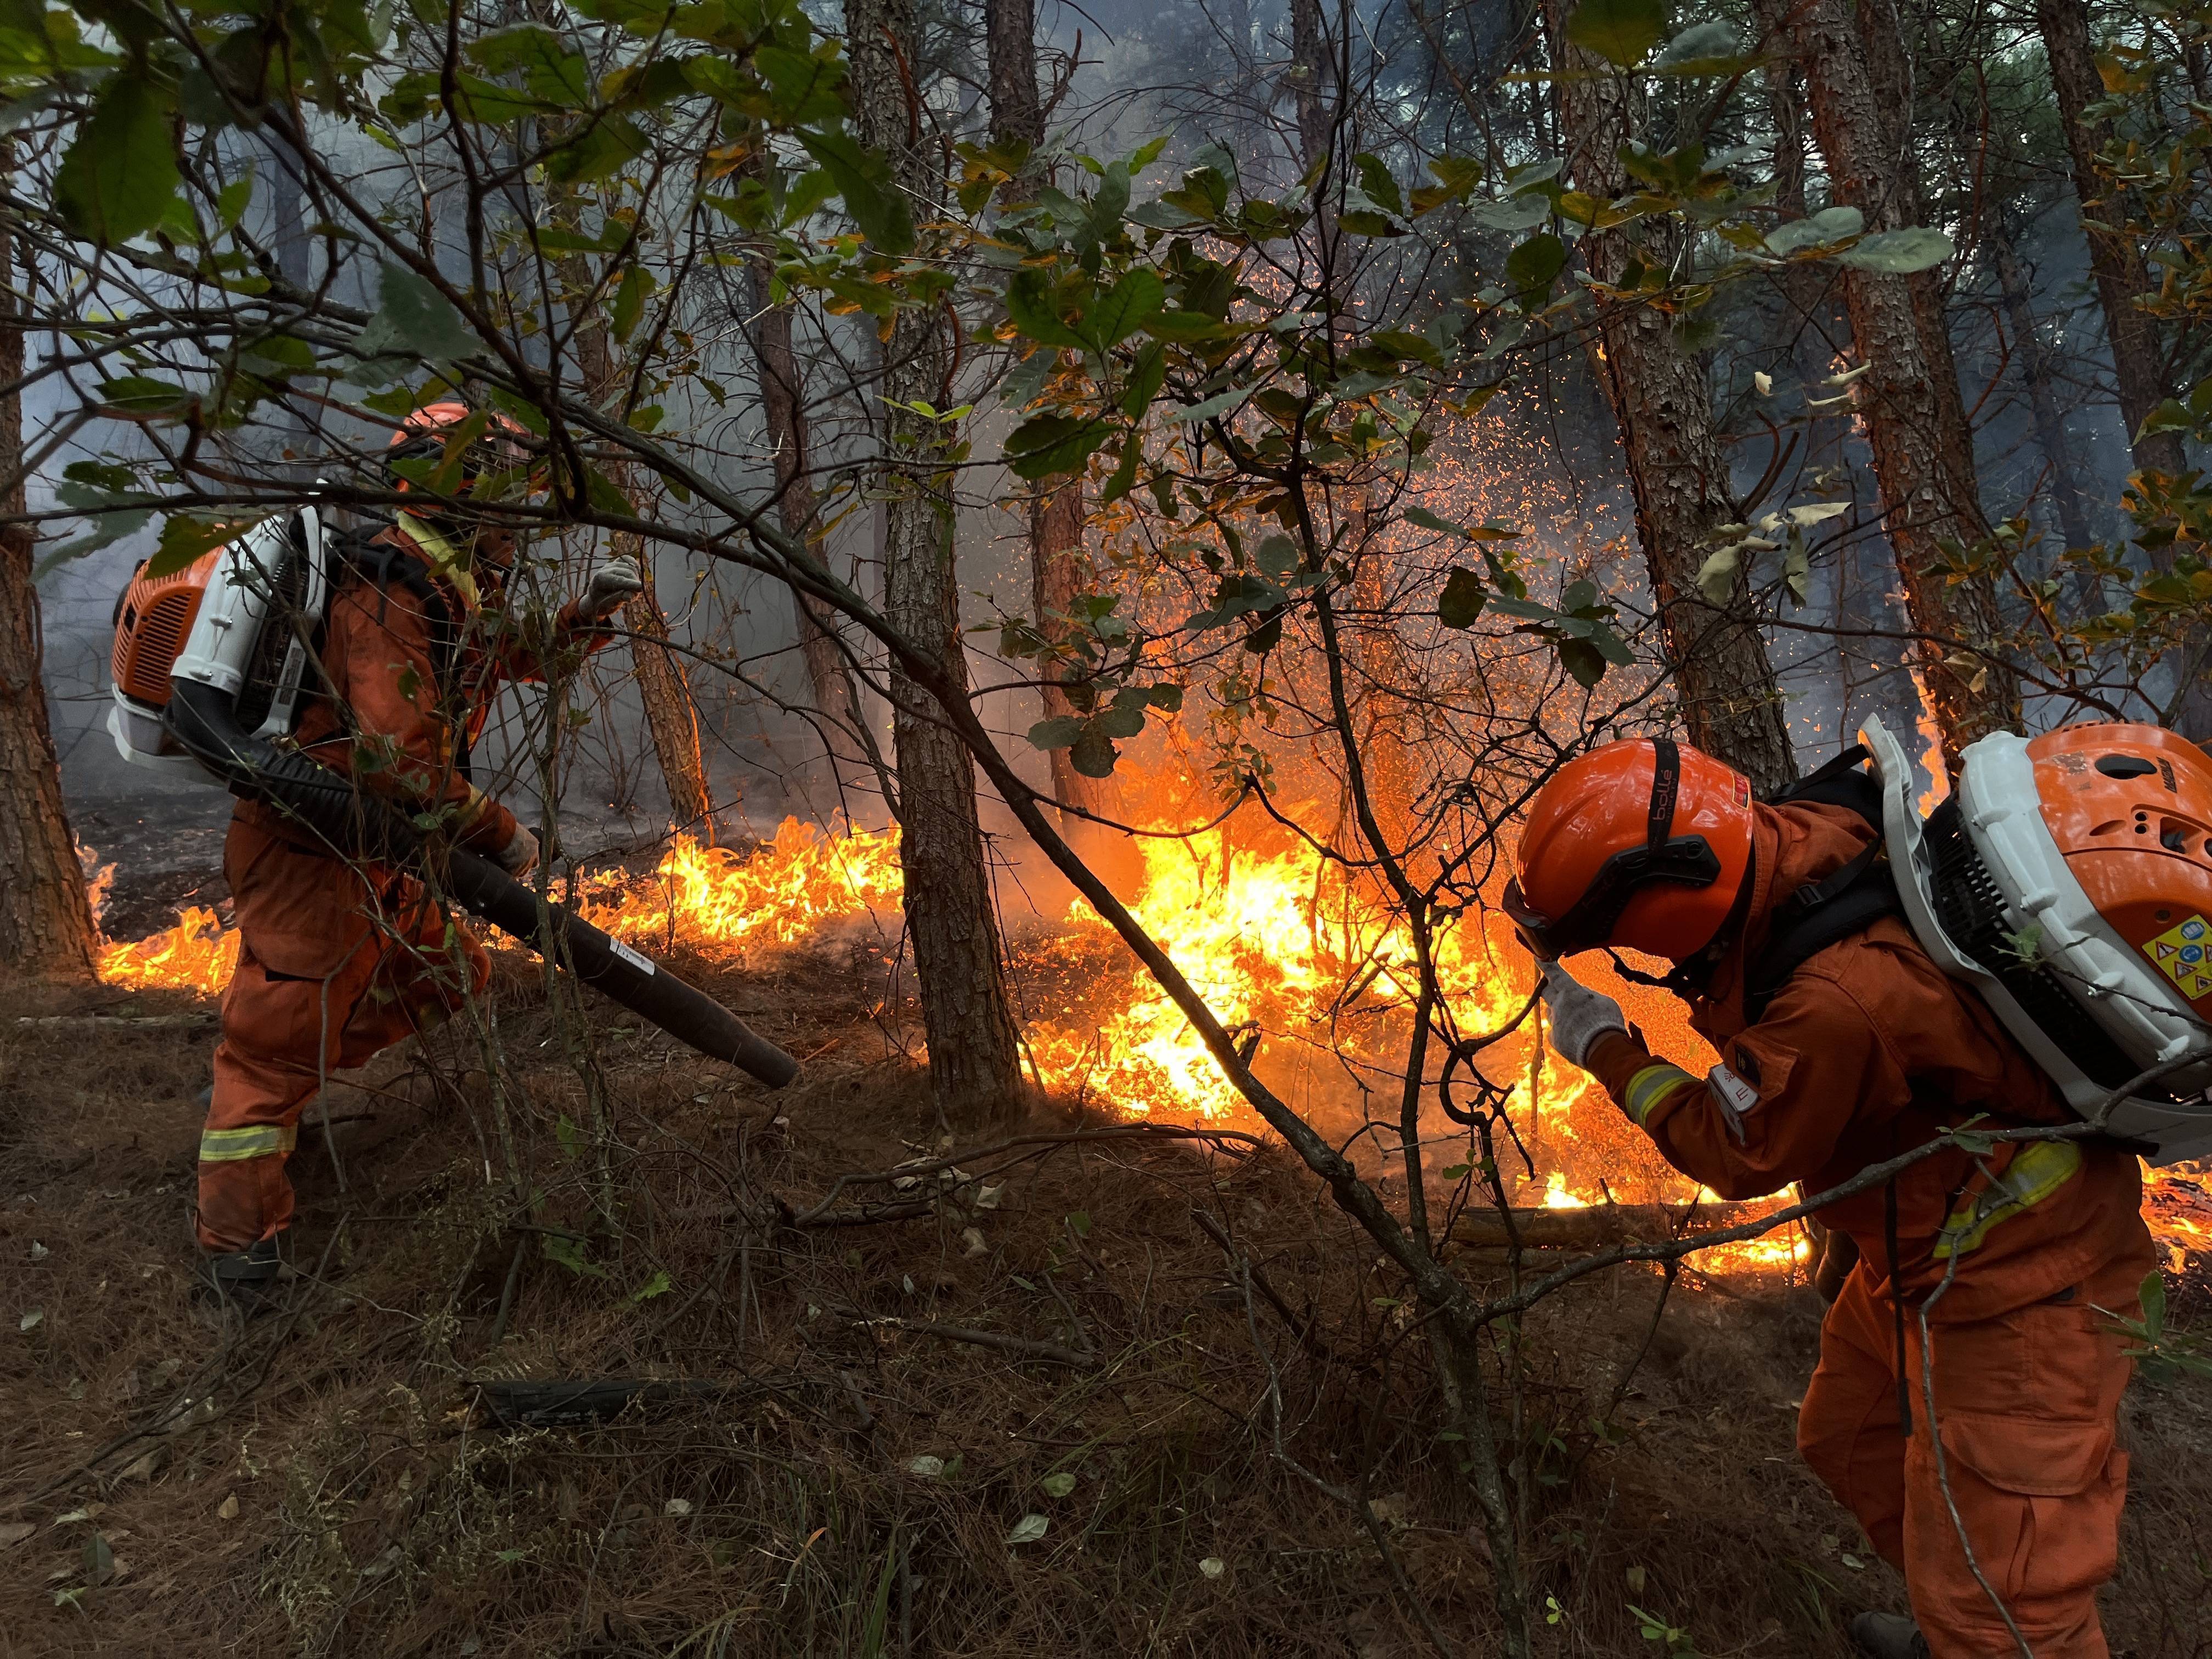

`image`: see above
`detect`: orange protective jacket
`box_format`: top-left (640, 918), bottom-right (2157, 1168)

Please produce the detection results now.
top-left (1585, 800), bottom-right (2153, 1323)
top-left (233, 514), bottom-right (614, 879)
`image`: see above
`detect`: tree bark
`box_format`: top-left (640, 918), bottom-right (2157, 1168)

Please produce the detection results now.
top-left (2035, 0), bottom-right (2185, 479)
top-left (0, 154), bottom-right (98, 982)
top-left (1544, 2), bottom-right (1798, 795)
top-left (741, 251), bottom-right (870, 794)
top-left (563, 263), bottom-right (714, 833)
top-left (986, 0), bottom-right (1109, 822)
top-left (851, 0), bottom-right (1026, 1124)
top-left (1793, 0), bottom-right (2022, 762)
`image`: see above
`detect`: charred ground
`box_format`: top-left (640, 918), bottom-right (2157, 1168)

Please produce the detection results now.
top-left (3, 924), bottom-right (2211, 1658)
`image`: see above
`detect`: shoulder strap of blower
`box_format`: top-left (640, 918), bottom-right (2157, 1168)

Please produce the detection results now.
top-left (1742, 746), bottom-right (1904, 1022)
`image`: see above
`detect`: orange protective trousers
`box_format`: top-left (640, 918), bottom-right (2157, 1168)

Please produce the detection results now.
top-left (1798, 1257), bottom-right (2141, 1658)
top-left (196, 831), bottom-right (487, 1252)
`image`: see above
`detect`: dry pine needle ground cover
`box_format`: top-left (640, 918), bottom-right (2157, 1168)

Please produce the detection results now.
top-left (2, 935), bottom-right (2210, 1658)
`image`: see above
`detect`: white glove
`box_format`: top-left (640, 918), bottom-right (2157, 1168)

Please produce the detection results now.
top-left (1538, 962), bottom-right (1627, 1068)
top-left (579, 556), bottom-right (644, 620)
top-left (492, 821), bottom-right (540, 879)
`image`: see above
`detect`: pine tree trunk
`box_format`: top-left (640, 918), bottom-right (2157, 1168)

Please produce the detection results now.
top-left (2035, 0), bottom-right (2185, 479)
top-left (742, 253), bottom-right (869, 792)
top-left (1546, 1), bottom-right (1798, 794)
top-left (0, 163), bottom-right (98, 983)
top-left (851, 0), bottom-right (1026, 1125)
top-left (1793, 0), bottom-right (2021, 763)
top-left (986, 0), bottom-right (1109, 822)
top-left (564, 264), bottom-right (714, 833)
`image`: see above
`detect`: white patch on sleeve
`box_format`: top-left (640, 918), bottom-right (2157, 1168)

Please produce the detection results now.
top-left (1707, 1063), bottom-right (1760, 1145)
top-left (607, 936), bottom-right (656, 976)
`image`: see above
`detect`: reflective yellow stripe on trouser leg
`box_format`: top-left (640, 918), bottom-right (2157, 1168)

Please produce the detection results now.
top-left (199, 1124), bottom-right (298, 1163)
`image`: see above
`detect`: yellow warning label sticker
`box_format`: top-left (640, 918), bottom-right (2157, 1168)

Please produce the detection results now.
top-left (2143, 914), bottom-right (2212, 1002)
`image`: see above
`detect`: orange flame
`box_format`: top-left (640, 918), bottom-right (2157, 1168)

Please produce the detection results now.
top-left (578, 818), bottom-right (902, 953)
top-left (95, 905), bottom-right (240, 994)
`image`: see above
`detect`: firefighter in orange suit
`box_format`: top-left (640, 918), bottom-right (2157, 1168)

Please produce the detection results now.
top-left (1505, 738), bottom-right (2153, 1659)
top-left (194, 404), bottom-right (644, 1310)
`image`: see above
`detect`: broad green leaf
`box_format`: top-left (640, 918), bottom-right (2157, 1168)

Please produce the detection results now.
top-left (52, 74), bottom-right (179, 244)
top-left (1566, 0), bottom-right (1669, 67)
top-left (1651, 19), bottom-right (1744, 72)
top-left (354, 262), bottom-right (479, 363)
top-left (1558, 637), bottom-right (1607, 687)
top-left (1005, 413), bottom-right (1110, 481)
top-left (149, 514), bottom-right (258, 578)
top-left (628, 1268), bottom-right (673, 1302)
top-left (1069, 729), bottom-right (1119, 777)
top-left (1438, 567), bottom-right (1488, 628)
top-left (1695, 544), bottom-right (1742, 606)
top-left (797, 126), bottom-right (913, 255)
top-left (1171, 385), bottom-right (1251, 424)
top-left (611, 263), bottom-right (654, 344)
top-left (1007, 269), bottom-right (1089, 351)
top-left (1505, 233), bottom-right (1568, 312)
top-left (1120, 342), bottom-right (1167, 419)
top-left (97, 376), bottom-right (191, 414)
top-left (1007, 1513), bottom-right (1049, 1545)
top-left (1835, 227), bottom-right (1954, 274)
top-left (1039, 1472), bottom-right (1077, 1498)
top-left (1028, 715), bottom-right (1085, 751)
top-left (1086, 269), bottom-right (1165, 349)
top-left (1765, 205), bottom-right (1863, 255)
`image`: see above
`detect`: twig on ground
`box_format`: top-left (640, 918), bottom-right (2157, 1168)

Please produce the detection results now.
top-left (836, 1307), bottom-right (1097, 1368)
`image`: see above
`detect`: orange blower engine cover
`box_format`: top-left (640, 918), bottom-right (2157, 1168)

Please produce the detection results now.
top-left (2032, 723), bottom-right (2212, 1012)
top-left (110, 550), bottom-right (221, 710)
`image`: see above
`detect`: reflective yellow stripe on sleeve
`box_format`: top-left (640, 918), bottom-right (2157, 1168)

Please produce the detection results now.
top-left (198, 1124), bottom-right (298, 1164)
top-left (1623, 1062), bottom-right (1699, 1128)
top-left (1932, 1139), bottom-right (2084, 1260)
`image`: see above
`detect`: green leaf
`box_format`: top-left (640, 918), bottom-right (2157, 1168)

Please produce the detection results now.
top-left (1765, 205), bottom-right (1863, 255)
top-left (1505, 233), bottom-right (1568, 312)
top-left (1099, 433), bottom-right (1142, 504)
top-left (1007, 269), bottom-right (1088, 351)
top-left (628, 1268), bottom-right (673, 1302)
top-left (1695, 544), bottom-right (1742, 606)
top-left (1650, 19), bottom-right (1744, 71)
top-left (1007, 1513), bottom-right (1049, 1545)
top-left (1438, 567), bottom-right (1488, 628)
top-left (611, 263), bottom-right (654, 344)
top-left (97, 376), bottom-right (191, 414)
top-left (1005, 413), bottom-right (1110, 482)
top-left (542, 1234), bottom-right (607, 1278)
top-left (354, 262), bottom-right (479, 363)
top-left (1566, 0), bottom-right (1669, 67)
top-left (1558, 637), bottom-right (1607, 687)
top-left (148, 514), bottom-right (257, 577)
top-left (1087, 269), bottom-right (1165, 348)
top-left (1039, 1471), bottom-right (1076, 1498)
top-left (1353, 153), bottom-right (1405, 218)
top-left (1120, 342), bottom-right (1167, 419)
top-left (797, 125), bottom-right (913, 255)
top-left (1835, 227), bottom-right (1954, 274)
top-left (1171, 385), bottom-right (1251, 424)
top-left (1069, 729), bottom-right (1119, 777)
top-left (52, 73), bottom-right (178, 244)
top-left (1028, 715), bottom-right (1086, 751)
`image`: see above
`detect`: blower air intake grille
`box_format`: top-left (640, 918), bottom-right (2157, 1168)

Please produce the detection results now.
top-left (233, 532), bottom-right (311, 733)
top-left (1923, 798), bottom-right (2185, 1105)
top-left (113, 588), bottom-right (199, 706)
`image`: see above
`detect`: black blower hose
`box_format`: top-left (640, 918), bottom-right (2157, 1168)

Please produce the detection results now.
top-left (163, 680), bottom-right (799, 1088)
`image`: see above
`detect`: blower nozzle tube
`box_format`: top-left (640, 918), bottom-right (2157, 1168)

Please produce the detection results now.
top-left (163, 680), bottom-right (799, 1089)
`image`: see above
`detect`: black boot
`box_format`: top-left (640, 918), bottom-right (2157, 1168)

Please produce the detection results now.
top-left (193, 1236), bottom-right (286, 1319)
top-left (1848, 1612), bottom-right (1930, 1659)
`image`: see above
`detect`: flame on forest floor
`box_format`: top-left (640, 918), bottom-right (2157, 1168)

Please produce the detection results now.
top-left (86, 814), bottom-right (2203, 1282)
top-left (97, 905), bottom-right (240, 994)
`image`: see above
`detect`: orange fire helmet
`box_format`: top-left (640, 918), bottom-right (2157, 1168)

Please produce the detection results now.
top-left (386, 401), bottom-right (532, 496)
top-left (1504, 737), bottom-right (1756, 961)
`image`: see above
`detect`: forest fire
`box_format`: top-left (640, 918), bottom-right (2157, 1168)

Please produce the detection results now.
top-left (86, 815), bottom-right (2200, 1281)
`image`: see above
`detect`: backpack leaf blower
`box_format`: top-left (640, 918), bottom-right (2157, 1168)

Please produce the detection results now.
top-left (108, 509), bottom-right (798, 1090)
top-left (1864, 716), bottom-right (2212, 1159)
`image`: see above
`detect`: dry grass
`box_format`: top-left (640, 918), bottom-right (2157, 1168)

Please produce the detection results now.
top-left (2, 937), bottom-right (2209, 1659)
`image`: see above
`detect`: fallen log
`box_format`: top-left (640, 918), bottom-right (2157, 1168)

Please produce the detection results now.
top-left (1448, 1201), bottom-right (1767, 1252)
